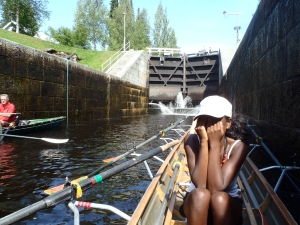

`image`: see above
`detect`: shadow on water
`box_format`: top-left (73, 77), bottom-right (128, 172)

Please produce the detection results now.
top-left (0, 113), bottom-right (193, 224)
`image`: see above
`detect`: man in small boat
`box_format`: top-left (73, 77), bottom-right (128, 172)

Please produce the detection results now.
top-left (0, 94), bottom-right (17, 127)
top-left (180, 95), bottom-right (251, 225)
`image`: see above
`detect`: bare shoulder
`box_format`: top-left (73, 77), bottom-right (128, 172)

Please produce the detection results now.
top-left (184, 134), bottom-right (199, 155)
top-left (228, 138), bottom-right (249, 158)
top-left (184, 133), bottom-right (198, 145)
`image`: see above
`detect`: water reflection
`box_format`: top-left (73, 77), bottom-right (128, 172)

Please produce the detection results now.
top-left (0, 143), bottom-right (17, 186)
top-left (0, 114), bottom-right (192, 224)
top-left (40, 149), bottom-right (69, 160)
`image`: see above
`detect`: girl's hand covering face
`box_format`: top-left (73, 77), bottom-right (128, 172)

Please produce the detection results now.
top-left (206, 120), bottom-right (226, 143)
top-left (195, 116), bottom-right (226, 142)
top-left (195, 125), bottom-right (208, 141)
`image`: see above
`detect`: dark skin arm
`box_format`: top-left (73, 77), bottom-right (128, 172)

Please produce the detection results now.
top-left (184, 128), bottom-right (208, 188)
top-left (184, 117), bottom-right (248, 192)
top-left (207, 120), bottom-right (248, 192)
top-left (184, 117), bottom-right (209, 188)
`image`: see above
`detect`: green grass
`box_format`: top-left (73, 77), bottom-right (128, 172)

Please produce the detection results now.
top-left (0, 29), bottom-right (116, 71)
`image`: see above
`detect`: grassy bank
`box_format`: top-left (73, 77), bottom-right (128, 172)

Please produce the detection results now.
top-left (0, 29), bottom-right (116, 71)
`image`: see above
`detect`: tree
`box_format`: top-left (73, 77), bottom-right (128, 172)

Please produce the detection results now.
top-left (47, 26), bottom-right (74, 46)
top-left (109, 0), bottom-right (118, 18)
top-left (107, 0), bottom-right (135, 50)
top-left (74, 0), bottom-right (108, 50)
top-left (73, 24), bottom-right (91, 49)
top-left (0, 0), bottom-right (50, 36)
top-left (47, 25), bottom-right (91, 49)
top-left (132, 8), bottom-right (150, 50)
top-left (152, 1), bottom-right (177, 48)
top-left (167, 28), bottom-right (177, 48)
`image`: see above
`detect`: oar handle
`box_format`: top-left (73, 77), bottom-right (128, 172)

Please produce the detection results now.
top-left (0, 200), bottom-right (47, 225)
top-left (160, 139), bottom-right (180, 151)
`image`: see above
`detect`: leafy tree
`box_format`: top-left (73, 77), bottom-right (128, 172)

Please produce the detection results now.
top-left (109, 0), bottom-right (118, 18)
top-left (107, 0), bottom-right (135, 50)
top-left (73, 24), bottom-right (91, 49)
top-left (132, 8), bottom-right (150, 50)
top-left (0, 0), bottom-right (50, 36)
top-left (47, 26), bottom-right (74, 46)
top-left (152, 1), bottom-right (177, 48)
top-left (74, 0), bottom-right (108, 50)
top-left (47, 25), bottom-right (91, 49)
top-left (167, 28), bottom-right (177, 48)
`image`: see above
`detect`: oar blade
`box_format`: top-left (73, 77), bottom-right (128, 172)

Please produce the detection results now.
top-left (103, 155), bottom-right (126, 163)
top-left (41, 138), bottom-right (69, 144)
top-left (103, 157), bottom-right (116, 163)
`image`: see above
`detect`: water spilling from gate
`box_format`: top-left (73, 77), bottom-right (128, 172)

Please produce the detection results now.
top-left (149, 92), bottom-right (200, 116)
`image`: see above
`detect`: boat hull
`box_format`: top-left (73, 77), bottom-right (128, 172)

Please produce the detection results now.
top-left (1, 116), bottom-right (65, 135)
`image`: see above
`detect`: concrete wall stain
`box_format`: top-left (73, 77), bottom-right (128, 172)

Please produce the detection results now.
top-left (0, 38), bottom-right (149, 120)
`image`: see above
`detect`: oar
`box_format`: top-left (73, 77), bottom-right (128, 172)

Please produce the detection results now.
top-left (0, 116), bottom-right (20, 142)
top-left (44, 116), bottom-right (188, 195)
top-left (0, 134), bottom-right (69, 144)
top-left (0, 140), bottom-right (180, 225)
top-left (0, 124), bottom-right (11, 142)
top-left (102, 116), bottom-right (188, 163)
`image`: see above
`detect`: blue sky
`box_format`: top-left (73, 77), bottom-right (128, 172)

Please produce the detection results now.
top-left (40, 0), bottom-right (260, 52)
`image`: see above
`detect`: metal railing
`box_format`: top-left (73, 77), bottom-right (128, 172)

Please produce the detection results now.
top-left (247, 123), bottom-right (300, 194)
top-left (146, 47), bottom-right (181, 57)
top-left (101, 41), bottom-right (130, 72)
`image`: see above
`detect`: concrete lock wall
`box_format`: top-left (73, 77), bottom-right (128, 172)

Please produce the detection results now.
top-left (0, 38), bottom-right (149, 119)
top-left (219, 0), bottom-right (300, 163)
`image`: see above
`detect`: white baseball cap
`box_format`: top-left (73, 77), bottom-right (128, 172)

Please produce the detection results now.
top-left (194, 95), bottom-right (232, 120)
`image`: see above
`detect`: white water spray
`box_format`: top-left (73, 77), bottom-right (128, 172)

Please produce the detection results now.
top-left (149, 92), bottom-right (199, 116)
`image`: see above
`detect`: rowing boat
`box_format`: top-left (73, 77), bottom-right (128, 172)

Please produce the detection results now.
top-left (1, 116), bottom-right (65, 135)
top-left (127, 130), bottom-right (297, 225)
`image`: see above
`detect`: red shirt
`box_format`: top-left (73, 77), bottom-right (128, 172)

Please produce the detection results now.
top-left (0, 102), bottom-right (16, 122)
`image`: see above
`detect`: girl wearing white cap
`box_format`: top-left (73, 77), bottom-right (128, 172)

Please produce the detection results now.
top-left (180, 95), bottom-right (251, 225)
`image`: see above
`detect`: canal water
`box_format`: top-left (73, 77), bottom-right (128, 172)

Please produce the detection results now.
top-left (1, 111), bottom-right (299, 224)
top-left (0, 112), bottom-right (194, 224)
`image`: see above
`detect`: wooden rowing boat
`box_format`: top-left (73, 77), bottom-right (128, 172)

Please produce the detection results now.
top-left (1, 116), bottom-right (65, 135)
top-left (128, 131), bottom-right (297, 225)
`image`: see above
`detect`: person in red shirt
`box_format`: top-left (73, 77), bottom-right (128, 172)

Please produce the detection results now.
top-left (0, 94), bottom-right (16, 127)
